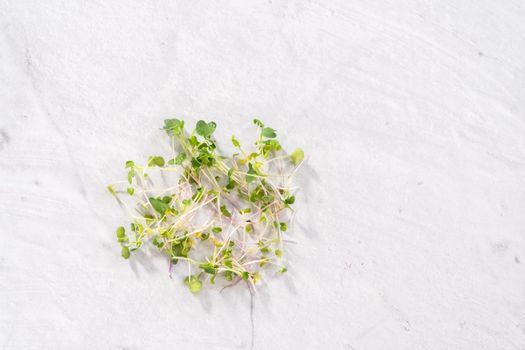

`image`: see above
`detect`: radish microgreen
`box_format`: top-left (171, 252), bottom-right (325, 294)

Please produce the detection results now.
top-left (108, 119), bottom-right (304, 293)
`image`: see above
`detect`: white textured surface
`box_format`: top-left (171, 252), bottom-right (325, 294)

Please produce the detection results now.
top-left (1, 1), bottom-right (525, 349)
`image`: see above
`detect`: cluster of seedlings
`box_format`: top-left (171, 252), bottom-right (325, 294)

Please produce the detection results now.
top-left (108, 118), bottom-right (303, 293)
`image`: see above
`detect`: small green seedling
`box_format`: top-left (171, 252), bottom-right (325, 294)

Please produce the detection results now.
top-left (184, 275), bottom-right (203, 293)
top-left (108, 118), bottom-right (304, 293)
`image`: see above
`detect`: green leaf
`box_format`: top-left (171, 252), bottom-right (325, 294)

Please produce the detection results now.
top-left (148, 156), bottom-right (165, 167)
top-left (184, 275), bottom-right (203, 293)
top-left (152, 236), bottom-right (163, 247)
top-left (225, 180), bottom-right (235, 190)
top-left (275, 249), bottom-right (282, 258)
top-left (249, 185), bottom-right (264, 202)
top-left (120, 226), bottom-right (131, 239)
top-left (260, 139), bottom-right (282, 158)
top-left (163, 119), bottom-right (184, 135)
top-left (239, 207), bottom-right (252, 214)
top-left (156, 157), bottom-right (166, 166)
top-left (225, 168), bottom-right (236, 190)
top-left (127, 169), bottom-right (134, 184)
top-left (107, 185), bottom-right (116, 196)
top-left (220, 205), bottom-right (232, 218)
top-left (279, 222), bottom-right (287, 231)
top-left (253, 118), bottom-right (264, 128)
top-left (241, 271), bottom-right (250, 280)
top-left (246, 163), bottom-right (257, 183)
top-left (125, 160), bottom-right (134, 168)
top-left (116, 226), bottom-right (125, 238)
top-left (188, 135), bottom-right (198, 147)
top-left (171, 240), bottom-right (189, 263)
top-left (224, 270), bottom-right (233, 281)
top-left (231, 135), bottom-right (240, 148)
top-left (199, 262), bottom-right (218, 274)
top-left (127, 187), bottom-right (134, 195)
top-left (168, 154), bottom-right (187, 166)
top-left (211, 227), bottom-right (222, 233)
top-left (195, 120), bottom-right (217, 138)
top-left (261, 127), bottom-right (277, 138)
top-left (290, 148), bottom-right (304, 166)
top-left (149, 197), bottom-right (170, 215)
top-left (121, 246), bottom-right (130, 259)
top-left (175, 153), bottom-right (186, 165)
top-left (279, 267), bottom-right (287, 273)
top-left (284, 195), bottom-right (295, 205)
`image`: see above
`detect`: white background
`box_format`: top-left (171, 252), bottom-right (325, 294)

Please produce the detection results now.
top-left (1, 1), bottom-right (525, 349)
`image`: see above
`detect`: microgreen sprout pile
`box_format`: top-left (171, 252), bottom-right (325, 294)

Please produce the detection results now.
top-left (108, 118), bottom-right (304, 293)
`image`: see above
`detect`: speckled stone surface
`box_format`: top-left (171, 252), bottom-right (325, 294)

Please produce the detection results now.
top-left (1, 1), bottom-right (525, 349)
